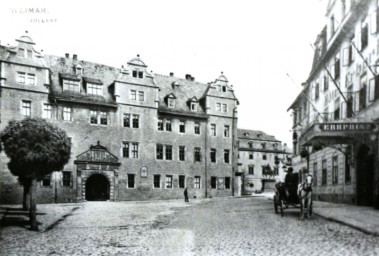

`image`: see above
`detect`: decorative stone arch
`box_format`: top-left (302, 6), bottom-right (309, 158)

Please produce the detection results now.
top-left (74, 142), bottom-right (121, 202)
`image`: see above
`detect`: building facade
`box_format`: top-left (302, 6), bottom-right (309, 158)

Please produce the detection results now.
top-left (0, 33), bottom-right (239, 203)
top-left (288, 0), bottom-right (379, 208)
top-left (236, 129), bottom-right (291, 195)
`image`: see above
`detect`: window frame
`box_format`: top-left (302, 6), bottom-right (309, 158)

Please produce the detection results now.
top-left (127, 174), bottom-right (135, 188)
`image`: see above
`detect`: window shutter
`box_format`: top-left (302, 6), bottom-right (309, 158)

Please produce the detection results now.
top-left (371, 10), bottom-right (378, 34)
top-left (375, 77), bottom-right (379, 100)
top-left (369, 78), bottom-right (376, 102)
top-left (343, 47), bottom-right (350, 66)
top-left (330, 64), bottom-right (335, 79)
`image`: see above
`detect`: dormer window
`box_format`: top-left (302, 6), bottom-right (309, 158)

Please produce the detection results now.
top-left (261, 143), bottom-right (266, 149)
top-left (191, 102), bottom-right (198, 111)
top-left (27, 50), bottom-right (33, 58)
top-left (75, 65), bottom-right (83, 75)
top-left (222, 86), bottom-right (226, 92)
top-left (244, 132), bottom-right (249, 137)
top-left (132, 70), bottom-right (143, 79)
top-left (87, 83), bottom-right (103, 96)
top-left (63, 79), bottom-right (80, 93)
top-left (168, 98), bottom-right (175, 108)
top-left (248, 142), bottom-right (253, 148)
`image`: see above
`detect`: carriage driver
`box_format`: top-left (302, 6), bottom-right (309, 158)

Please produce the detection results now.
top-left (284, 167), bottom-right (296, 200)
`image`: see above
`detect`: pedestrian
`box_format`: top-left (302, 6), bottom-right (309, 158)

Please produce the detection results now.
top-left (184, 187), bottom-right (189, 202)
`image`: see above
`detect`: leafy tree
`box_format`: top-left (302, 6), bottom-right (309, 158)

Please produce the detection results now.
top-left (0, 118), bottom-right (71, 230)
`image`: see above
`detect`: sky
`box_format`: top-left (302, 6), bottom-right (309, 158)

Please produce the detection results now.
top-left (0, 0), bottom-right (328, 146)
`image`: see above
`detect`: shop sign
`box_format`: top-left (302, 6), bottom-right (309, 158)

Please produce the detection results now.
top-left (319, 123), bottom-right (376, 131)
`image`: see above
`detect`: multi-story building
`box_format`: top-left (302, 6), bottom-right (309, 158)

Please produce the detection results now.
top-left (288, 0), bottom-right (379, 208)
top-left (236, 129), bottom-right (291, 195)
top-left (0, 33), bottom-right (239, 203)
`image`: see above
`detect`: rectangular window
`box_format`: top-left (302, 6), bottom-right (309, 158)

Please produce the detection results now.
top-left (216, 103), bottom-right (221, 111)
top-left (332, 156), bottom-right (338, 185)
top-left (222, 104), bottom-right (227, 113)
top-left (224, 125), bottom-right (230, 137)
top-left (225, 177), bottom-right (231, 189)
top-left (63, 107), bottom-right (72, 121)
top-left (322, 159), bottom-right (327, 185)
top-left (249, 154), bottom-right (253, 159)
top-left (130, 90), bottom-right (137, 100)
top-left (123, 142), bottom-right (129, 158)
top-left (179, 146), bottom-right (185, 161)
top-left (211, 177), bottom-right (217, 189)
top-left (313, 162), bottom-right (317, 186)
top-left (27, 50), bottom-right (33, 58)
top-left (359, 79), bottom-right (367, 110)
top-left (17, 72), bottom-right (26, 84)
top-left (315, 83), bottom-right (320, 100)
top-left (63, 80), bottom-right (80, 93)
top-left (248, 165), bottom-right (254, 174)
top-left (217, 177), bottom-right (225, 190)
top-left (26, 73), bottom-right (35, 85)
top-left (138, 91), bottom-right (145, 101)
top-left (179, 121), bottom-right (185, 133)
top-left (361, 19), bottom-right (369, 50)
top-left (158, 118), bottom-right (163, 131)
top-left (334, 55), bottom-right (340, 80)
top-left (18, 48), bottom-right (25, 57)
top-left (345, 156), bottom-right (351, 184)
top-left (179, 175), bottom-right (185, 188)
top-left (211, 124), bottom-right (216, 136)
top-left (165, 120), bottom-right (172, 131)
top-left (224, 149), bottom-right (230, 163)
top-left (100, 111), bottom-right (108, 125)
top-left (154, 175), bottom-right (160, 188)
top-left (168, 98), bottom-right (175, 108)
top-left (90, 110), bottom-right (98, 124)
top-left (191, 102), bottom-right (198, 111)
top-left (165, 145), bottom-right (173, 160)
top-left (131, 143), bottom-right (139, 158)
top-left (194, 176), bottom-right (200, 189)
top-left (132, 70), bottom-right (137, 78)
top-left (138, 71), bottom-right (143, 79)
top-left (62, 171), bottom-right (71, 187)
top-left (21, 100), bottom-right (31, 117)
top-left (194, 122), bottom-right (200, 134)
top-left (42, 103), bottom-right (52, 119)
top-left (42, 174), bottom-right (51, 187)
top-left (194, 147), bottom-right (201, 162)
top-left (156, 144), bottom-right (164, 160)
top-left (210, 148), bottom-right (216, 163)
top-left (123, 114), bottom-right (130, 127)
top-left (127, 174), bottom-right (135, 188)
top-left (132, 114), bottom-right (139, 128)
top-left (166, 175), bottom-right (173, 188)
top-left (334, 98), bottom-right (340, 120)
top-left (87, 83), bottom-right (103, 96)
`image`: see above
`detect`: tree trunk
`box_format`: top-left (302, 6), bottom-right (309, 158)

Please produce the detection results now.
top-left (23, 180), bottom-right (31, 210)
top-left (29, 178), bottom-right (39, 231)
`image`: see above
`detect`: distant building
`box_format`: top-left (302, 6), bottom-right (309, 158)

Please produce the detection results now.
top-left (236, 129), bottom-right (291, 195)
top-left (288, 0), bottom-right (379, 208)
top-left (0, 32), bottom-right (239, 203)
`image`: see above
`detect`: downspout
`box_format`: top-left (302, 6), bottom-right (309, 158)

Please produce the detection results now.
top-left (231, 106), bottom-right (238, 196)
top-left (204, 118), bottom-right (208, 198)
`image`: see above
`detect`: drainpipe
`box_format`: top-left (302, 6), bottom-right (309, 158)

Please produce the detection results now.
top-left (231, 106), bottom-right (238, 196)
top-left (204, 118), bottom-right (208, 198)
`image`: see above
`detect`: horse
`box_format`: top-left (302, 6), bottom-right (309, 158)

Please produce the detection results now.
top-left (297, 174), bottom-right (313, 219)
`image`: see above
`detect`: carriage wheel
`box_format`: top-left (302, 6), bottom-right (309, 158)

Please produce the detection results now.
top-left (274, 196), bottom-right (279, 214)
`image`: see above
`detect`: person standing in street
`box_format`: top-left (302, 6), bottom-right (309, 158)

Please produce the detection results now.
top-left (184, 187), bottom-right (189, 202)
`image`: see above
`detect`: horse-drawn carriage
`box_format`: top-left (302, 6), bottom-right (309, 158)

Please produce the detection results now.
top-left (273, 173), bottom-right (313, 219)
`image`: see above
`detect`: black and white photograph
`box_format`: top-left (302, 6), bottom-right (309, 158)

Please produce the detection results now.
top-left (0, 0), bottom-right (379, 255)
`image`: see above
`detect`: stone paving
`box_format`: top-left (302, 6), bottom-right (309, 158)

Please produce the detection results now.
top-left (1, 197), bottom-right (378, 255)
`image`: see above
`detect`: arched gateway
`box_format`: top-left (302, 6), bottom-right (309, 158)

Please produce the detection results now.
top-left (74, 142), bottom-right (121, 202)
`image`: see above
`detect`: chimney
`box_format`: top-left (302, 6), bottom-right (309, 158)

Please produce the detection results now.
top-left (65, 53), bottom-right (69, 58)
top-left (185, 74), bottom-right (192, 81)
top-left (170, 72), bottom-right (174, 77)
top-left (73, 54), bottom-right (77, 60)
top-left (191, 76), bottom-right (195, 82)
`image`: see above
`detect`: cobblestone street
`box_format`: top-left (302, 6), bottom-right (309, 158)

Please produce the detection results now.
top-left (1, 197), bottom-right (379, 255)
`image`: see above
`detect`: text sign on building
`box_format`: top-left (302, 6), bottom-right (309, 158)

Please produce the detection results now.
top-left (319, 123), bottom-right (376, 132)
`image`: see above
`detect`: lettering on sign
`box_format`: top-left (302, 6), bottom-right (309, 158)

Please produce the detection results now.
top-left (319, 123), bottom-right (376, 131)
